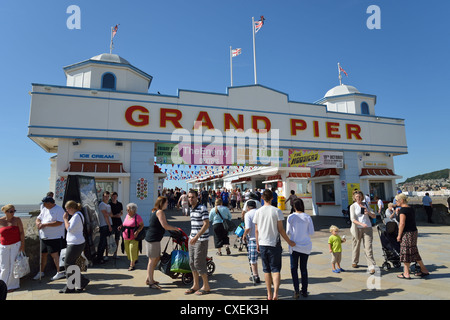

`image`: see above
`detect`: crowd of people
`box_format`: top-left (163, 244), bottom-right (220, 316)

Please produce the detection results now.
top-left (0, 187), bottom-right (441, 300)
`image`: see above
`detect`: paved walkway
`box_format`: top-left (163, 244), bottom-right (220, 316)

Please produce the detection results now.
top-left (6, 208), bottom-right (450, 301)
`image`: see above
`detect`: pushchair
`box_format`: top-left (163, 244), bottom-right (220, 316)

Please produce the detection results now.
top-left (233, 222), bottom-right (247, 252)
top-left (377, 221), bottom-right (402, 271)
top-left (157, 228), bottom-right (215, 285)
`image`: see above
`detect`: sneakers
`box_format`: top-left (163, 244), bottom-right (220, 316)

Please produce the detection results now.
top-left (51, 271), bottom-right (66, 281)
top-left (33, 271), bottom-right (45, 280)
top-left (249, 275), bottom-right (261, 284)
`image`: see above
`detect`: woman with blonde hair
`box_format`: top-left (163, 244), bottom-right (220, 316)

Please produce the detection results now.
top-left (0, 204), bottom-right (25, 292)
top-left (209, 198), bottom-right (232, 256)
top-left (145, 196), bottom-right (179, 288)
top-left (60, 200), bottom-right (89, 293)
top-left (349, 190), bottom-right (377, 274)
top-left (395, 193), bottom-right (430, 279)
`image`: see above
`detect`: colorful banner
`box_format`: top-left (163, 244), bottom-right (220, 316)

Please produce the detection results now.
top-left (288, 149), bottom-right (343, 168)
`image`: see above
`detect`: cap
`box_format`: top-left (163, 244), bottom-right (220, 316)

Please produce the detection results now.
top-left (42, 196), bottom-right (55, 204)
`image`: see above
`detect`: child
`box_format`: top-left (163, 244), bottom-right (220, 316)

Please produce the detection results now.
top-left (328, 225), bottom-right (346, 273)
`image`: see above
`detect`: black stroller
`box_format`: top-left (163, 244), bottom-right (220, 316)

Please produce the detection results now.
top-left (377, 221), bottom-right (402, 271)
top-left (157, 229), bottom-right (215, 285)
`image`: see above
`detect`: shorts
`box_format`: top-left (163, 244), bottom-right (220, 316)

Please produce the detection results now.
top-left (146, 241), bottom-right (161, 258)
top-left (260, 245), bottom-right (282, 273)
top-left (40, 238), bottom-right (63, 254)
top-left (247, 239), bottom-right (259, 265)
top-left (189, 240), bottom-right (208, 275)
top-left (331, 252), bottom-right (342, 264)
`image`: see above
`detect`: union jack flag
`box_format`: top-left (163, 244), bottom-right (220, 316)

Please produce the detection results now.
top-left (112, 24), bottom-right (119, 38)
top-left (254, 15), bottom-right (265, 33)
top-left (339, 65), bottom-right (348, 76)
top-left (232, 48), bottom-right (242, 57)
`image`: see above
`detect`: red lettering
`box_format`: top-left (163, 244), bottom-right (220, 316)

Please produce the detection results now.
top-left (346, 124), bottom-right (362, 140)
top-left (224, 113), bottom-right (244, 131)
top-left (313, 121), bottom-right (320, 137)
top-left (193, 111), bottom-right (214, 130)
top-left (160, 108), bottom-right (182, 128)
top-left (290, 119), bottom-right (307, 136)
top-left (251, 116), bottom-right (271, 133)
top-left (326, 122), bottom-right (341, 138)
top-left (125, 105), bottom-right (149, 127)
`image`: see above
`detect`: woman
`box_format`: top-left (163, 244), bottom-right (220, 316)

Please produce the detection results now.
top-left (286, 199), bottom-right (314, 299)
top-left (395, 193), bottom-right (430, 279)
top-left (0, 205), bottom-right (25, 292)
top-left (61, 201), bottom-right (89, 293)
top-left (145, 196), bottom-right (179, 289)
top-left (349, 190), bottom-right (377, 274)
top-left (209, 198), bottom-right (232, 256)
top-left (120, 203), bottom-right (144, 271)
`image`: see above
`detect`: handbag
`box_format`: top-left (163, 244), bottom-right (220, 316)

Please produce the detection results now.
top-left (216, 208), bottom-right (236, 232)
top-left (13, 251), bottom-right (30, 279)
top-left (134, 215), bottom-right (146, 241)
top-left (170, 244), bottom-right (191, 273)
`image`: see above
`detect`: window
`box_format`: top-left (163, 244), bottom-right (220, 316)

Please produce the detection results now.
top-left (101, 72), bottom-right (116, 90)
top-left (321, 183), bottom-right (335, 202)
top-left (369, 182), bottom-right (386, 201)
top-left (361, 102), bottom-right (370, 115)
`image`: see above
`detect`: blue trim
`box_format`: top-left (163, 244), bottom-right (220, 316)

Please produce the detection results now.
top-left (30, 85), bottom-right (406, 126)
top-left (101, 72), bottom-right (116, 90)
top-left (28, 125), bottom-right (408, 150)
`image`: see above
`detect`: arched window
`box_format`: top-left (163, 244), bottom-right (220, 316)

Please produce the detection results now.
top-left (101, 72), bottom-right (116, 90)
top-left (361, 102), bottom-right (370, 115)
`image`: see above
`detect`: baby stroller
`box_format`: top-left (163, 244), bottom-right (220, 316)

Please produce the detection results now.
top-left (377, 221), bottom-right (402, 271)
top-left (233, 222), bottom-right (247, 252)
top-left (157, 228), bottom-right (215, 285)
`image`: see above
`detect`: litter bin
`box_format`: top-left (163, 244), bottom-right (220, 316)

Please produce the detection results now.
top-left (278, 196), bottom-right (286, 210)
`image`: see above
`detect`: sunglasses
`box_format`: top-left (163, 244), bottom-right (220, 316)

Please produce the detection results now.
top-left (8, 209), bottom-right (16, 213)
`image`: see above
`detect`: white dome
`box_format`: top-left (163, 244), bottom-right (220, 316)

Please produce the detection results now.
top-left (90, 53), bottom-right (130, 65)
top-left (325, 84), bottom-right (360, 98)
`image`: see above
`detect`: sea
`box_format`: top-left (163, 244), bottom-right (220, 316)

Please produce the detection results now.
top-left (0, 204), bottom-right (40, 218)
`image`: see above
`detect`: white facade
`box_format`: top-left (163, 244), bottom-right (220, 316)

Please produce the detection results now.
top-left (28, 53), bottom-right (407, 219)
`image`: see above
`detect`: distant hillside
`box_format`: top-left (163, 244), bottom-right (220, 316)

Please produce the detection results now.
top-left (401, 169), bottom-right (450, 184)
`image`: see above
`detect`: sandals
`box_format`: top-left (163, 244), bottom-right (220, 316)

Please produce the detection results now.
top-left (415, 272), bottom-right (430, 278)
top-left (148, 282), bottom-right (162, 289)
top-left (397, 273), bottom-right (411, 280)
top-left (195, 289), bottom-right (211, 296)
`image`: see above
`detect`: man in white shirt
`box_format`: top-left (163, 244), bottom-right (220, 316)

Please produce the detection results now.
top-left (243, 200), bottom-right (260, 284)
top-left (34, 196), bottom-right (66, 280)
top-left (253, 190), bottom-right (295, 300)
top-left (96, 191), bottom-right (113, 264)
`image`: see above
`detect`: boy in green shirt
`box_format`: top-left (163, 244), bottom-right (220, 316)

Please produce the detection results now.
top-left (328, 225), bottom-right (346, 273)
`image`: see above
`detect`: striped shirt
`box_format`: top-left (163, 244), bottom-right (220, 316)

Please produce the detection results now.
top-left (189, 204), bottom-right (209, 241)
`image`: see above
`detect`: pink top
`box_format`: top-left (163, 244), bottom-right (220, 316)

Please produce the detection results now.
top-left (122, 214), bottom-right (144, 240)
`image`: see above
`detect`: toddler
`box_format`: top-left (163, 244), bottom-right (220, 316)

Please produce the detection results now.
top-left (328, 225), bottom-right (346, 273)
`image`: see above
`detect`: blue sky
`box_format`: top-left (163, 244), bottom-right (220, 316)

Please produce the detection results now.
top-left (0, 0), bottom-right (449, 204)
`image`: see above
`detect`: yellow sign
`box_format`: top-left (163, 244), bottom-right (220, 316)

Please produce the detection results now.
top-left (346, 183), bottom-right (360, 205)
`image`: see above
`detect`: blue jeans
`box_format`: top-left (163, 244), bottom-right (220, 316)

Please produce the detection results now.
top-left (290, 251), bottom-right (309, 294)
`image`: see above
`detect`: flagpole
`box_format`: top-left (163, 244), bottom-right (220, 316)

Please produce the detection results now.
top-left (338, 62), bottom-right (342, 85)
top-left (252, 17), bottom-right (257, 85)
top-left (230, 46), bottom-right (233, 87)
top-left (109, 26), bottom-right (113, 54)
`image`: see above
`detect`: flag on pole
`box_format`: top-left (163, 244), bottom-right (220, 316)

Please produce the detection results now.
top-left (254, 15), bottom-right (265, 33)
top-left (339, 64), bottom-right (348, 77)
top-left (112, 24), bottom-right (119, 38)
top-left (232, 48), bottom-right (242, 57)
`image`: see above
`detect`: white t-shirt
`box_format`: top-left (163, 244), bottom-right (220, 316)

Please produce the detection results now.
top-left (37, 204), bottom-right (65, 240)
top-left (252, 205), bottom-right (284, 247)
top-left (286, 212), bottom-right (314, 255)
top-left (66, 212), bottom-right (85, 245)
top-left (244, 208), bottom-right (257, 241)
top-left (98, 202), bottom-right (112, 227)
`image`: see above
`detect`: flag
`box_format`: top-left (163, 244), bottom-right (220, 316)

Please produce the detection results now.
top-left (254, 15), bottom-right (265, 33)
top-left (112, 24), bottom-right (119, 38)
top-left (339, 65), bottom-right (348, 77)
top-left (232, 48), bottom-right (242, 57)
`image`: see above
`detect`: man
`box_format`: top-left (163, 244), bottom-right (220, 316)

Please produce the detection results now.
top-left (96, 191), bottom-right (113, 263)
top-left (109, 192), bottom-right (123, 258)
top-left (253, 189), bottom-right (295, 300)
top-left (185, 190), bottom-right (210, 296)
top-left (243, 200), bottom-right (260, 284)
top-left (422, 192), bottom-right (433, 223)
top-left (201, 187), bottom-right (209, 208)
top-left (34, 196), bottom-right (66, 280)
